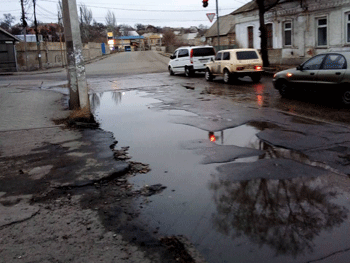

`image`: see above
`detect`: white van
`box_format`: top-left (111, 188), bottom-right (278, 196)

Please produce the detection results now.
top-left (168, 46), bottom-right (216, 77)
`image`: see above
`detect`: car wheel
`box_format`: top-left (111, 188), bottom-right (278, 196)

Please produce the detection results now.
top-left (205, 68), bottom-right (213, 81)
top-left (341, 88), bottom-right (350, 105)
top-left (277, 80), bottom-right (291, 98)
top-left (223, 69), bottom-right (231, 84)
top-left (251, 73), bottom-right (261, 83)
top-left (185, 67), bottom-right (193, 77)
top-left (169, 66), bottom-right (174, 76)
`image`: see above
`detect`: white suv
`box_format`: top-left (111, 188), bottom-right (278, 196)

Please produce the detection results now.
top-left (168, 46), bottom-right (216, 77)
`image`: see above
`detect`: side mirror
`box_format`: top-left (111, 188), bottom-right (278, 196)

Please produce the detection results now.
top-left (170, 55), bottom-right (175, 60)
top-left (296, 65), bottom-right (302, 71)
top-left (211, 57), bottom-right (214, 62)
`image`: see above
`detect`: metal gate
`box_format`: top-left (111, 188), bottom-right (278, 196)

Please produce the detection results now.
top-left (0, 42), bottom-right (17, 72)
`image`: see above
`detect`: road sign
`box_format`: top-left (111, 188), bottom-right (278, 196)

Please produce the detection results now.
top-left (206, 13), bottom-right (215, 22)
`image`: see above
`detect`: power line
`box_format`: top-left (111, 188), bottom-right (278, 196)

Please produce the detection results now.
top-left (39, 0), bottom-right (237, 13)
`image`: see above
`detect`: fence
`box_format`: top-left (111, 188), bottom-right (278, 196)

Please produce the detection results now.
top-left (15, 41), bottom-right (109, 71)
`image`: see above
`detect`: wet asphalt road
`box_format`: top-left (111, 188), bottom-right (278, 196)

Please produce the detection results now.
top-left (2, 51), bottom-right (350, 263)
top-left (81, 52), bottom-right (350, 263)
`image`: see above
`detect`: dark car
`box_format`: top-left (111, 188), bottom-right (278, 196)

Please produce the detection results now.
top-left (273, 51), bottom-right (350, 105)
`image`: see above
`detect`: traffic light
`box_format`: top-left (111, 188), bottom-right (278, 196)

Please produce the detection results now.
top-left (203, 0), bottom-right (208, 8)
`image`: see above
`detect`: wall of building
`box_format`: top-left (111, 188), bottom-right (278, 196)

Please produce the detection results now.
top-left (234, 0), bottom-right (350, 65)
top-left (15, 42), bottom-right (106, 71)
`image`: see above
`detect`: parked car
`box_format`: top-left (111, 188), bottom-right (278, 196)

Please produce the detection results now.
top-left (273, 51), bottom-right (350, 105)
top-left (168, 46), bottom-right (216, 77)
top-left (205, 48), bottom-right (263, 83)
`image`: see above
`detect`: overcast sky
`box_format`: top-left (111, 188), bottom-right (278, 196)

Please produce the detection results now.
top-left (1, 0), bottom-right (250, 28)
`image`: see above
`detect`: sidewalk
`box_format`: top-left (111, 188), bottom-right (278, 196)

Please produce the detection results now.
top-left (0, 76), bottom-right (206, 262)
top-left (0, 84), bottom-right (155, 262)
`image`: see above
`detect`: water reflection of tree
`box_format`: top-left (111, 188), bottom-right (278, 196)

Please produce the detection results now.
top-left (209, 176), bottom-right (348, 257)
top-left (89, 92), bottom-right (123, 112)
top-left (89, 93), bottom-right (103, 112)
top-left (112, 92), bottom-right (122, 105)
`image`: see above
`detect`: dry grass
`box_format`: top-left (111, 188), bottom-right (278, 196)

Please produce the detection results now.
top-left (53, 106), bottom-right (98, 128)
top-left (68, 107), bottom-right (92, 122)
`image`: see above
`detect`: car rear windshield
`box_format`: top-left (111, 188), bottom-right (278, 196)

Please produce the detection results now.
top-left (192, 48), bottom-right (215, 57)
top-left (236, 51), bottom-right (259, 60)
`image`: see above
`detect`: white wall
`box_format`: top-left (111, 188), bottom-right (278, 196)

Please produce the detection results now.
top-left (233, 0), bottom-right (350, 64)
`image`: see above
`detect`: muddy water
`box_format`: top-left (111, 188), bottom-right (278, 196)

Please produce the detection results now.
top-left (91, 91), bottom-right (350, 263)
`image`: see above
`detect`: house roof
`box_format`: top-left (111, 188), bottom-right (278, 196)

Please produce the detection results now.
top-left (0, 27), bottom-right (21, 42)
top-left (116, 36), bottom-right (144, 40)
top-left (182, 33), bottom-right (198, 40)
top-left (230, 0), bottom-right (258, 15)
top-left (142, 33), bottom-right (162, 38)
top-left (231, 0), bottom-right (288, 15)
top-left (205, 14), bottom-right (235, 38)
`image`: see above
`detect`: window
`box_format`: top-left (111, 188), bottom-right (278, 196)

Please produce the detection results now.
top-left (347, 14), bottom-right (350, 43)
top-left (317, 18), bottom-right (327, 46)
top-left (236, 51), bottom-right (259, 60)
top-left (223, 52), bottom-right (230, 60)
top-left (322, 54), bottom-right (346, 70)
top-left (215, 52), bottom-right (222, 61)
top-left (266, 24), bottom-right (273, 48)
top-left (303, 54), bottom-right (326, 70)
top-left (178, 49), bottom-right (189, 58)
top-left (172, 50), bottom-right (178, 59)
top-left (248, 26), bottom-right (254, 48)
top-left (192, 48), bottom-right (216, 57)
top-left (284, 22), bottom-right (292, 46)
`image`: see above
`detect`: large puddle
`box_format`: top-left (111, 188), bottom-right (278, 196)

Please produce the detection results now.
top-left (91, 91), bottom-right (350, 263)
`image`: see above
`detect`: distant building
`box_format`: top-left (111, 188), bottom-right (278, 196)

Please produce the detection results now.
top-left (115, 36), bottom-right (145, 51)
top-left (142, 33), bottom-right (163, 49)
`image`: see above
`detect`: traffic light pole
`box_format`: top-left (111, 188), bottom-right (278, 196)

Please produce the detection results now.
top-left (216, 0), bottom-right (220, 51)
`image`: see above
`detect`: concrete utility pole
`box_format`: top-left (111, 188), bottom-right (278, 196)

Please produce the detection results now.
top-left (62, 0), bottom-right (90, 111)
top-left (20, 0), bottom-right (28, 71)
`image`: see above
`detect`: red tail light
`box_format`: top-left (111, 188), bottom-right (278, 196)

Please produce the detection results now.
top-left (209, 134), bottom-right (216, 142)
top-left (190, 49), bottom-right (193, 64)
top-left (255, 66), bottom-right (262, 70)
top-left (236, 67), bottom-right (244, 71)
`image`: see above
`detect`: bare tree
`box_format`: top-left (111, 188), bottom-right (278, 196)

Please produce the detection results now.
top-left (79, 4), bottom-right (93, 43)
top-left (105, 10), bottom-right (116, 30)
top-left (162, 29), bottom-right (176, 46)
top-left (0, 13), bottom-right (16, 30)
top-left (105, 10), bottom-right (117, 37)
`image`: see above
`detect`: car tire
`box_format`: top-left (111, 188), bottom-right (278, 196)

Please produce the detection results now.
top-left (185, 67), bottom-right (193, 77)
top-left (223, 69), bottom-right (231, 84)
top-left (169, 66), bottom-right (174, 76)
top-left (251, 73), bottom-right (261, 83)
top-left (205, 68), bottom-right (213, 81)
top-left (341, 88), bottom-right (350, 106)
top-left (277, 80), bottom-right (292, 98)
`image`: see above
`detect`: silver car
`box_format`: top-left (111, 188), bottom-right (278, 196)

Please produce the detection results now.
top-left (273, 51), bottom-right (350, 105)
